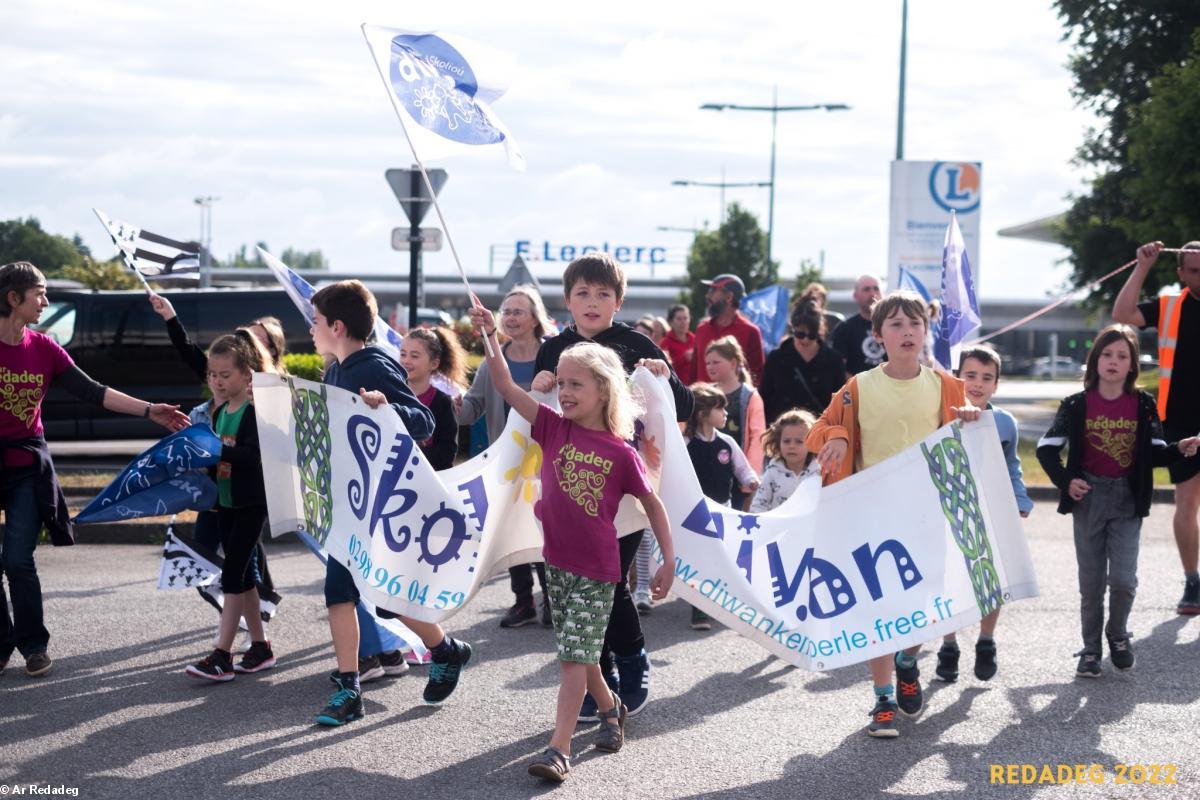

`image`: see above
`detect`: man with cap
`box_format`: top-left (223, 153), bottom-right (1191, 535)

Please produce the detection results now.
top-left (692, 273), bottom-right (765, 385)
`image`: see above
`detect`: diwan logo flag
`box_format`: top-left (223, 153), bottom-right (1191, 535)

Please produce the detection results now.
top-left (253, 371), bottom-right (1037, 670)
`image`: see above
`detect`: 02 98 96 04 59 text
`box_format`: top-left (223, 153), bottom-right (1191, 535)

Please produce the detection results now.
top-left (347, 534), bottom-right (466, 610)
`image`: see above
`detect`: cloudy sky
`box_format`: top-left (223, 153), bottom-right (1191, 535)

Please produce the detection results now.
top-left (0, 0), bottom-right (1099, 300)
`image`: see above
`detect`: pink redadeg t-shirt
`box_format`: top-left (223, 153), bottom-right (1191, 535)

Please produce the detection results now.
top-left (532, 403), bottom-right (652, 583)
top-left (0, 329), bottom-right (74, 466)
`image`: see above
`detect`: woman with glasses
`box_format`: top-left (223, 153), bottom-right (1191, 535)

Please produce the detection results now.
top-left (456, 285), bottom-right (558, 629)
top-left (759, 299), bottom-right (848, 422)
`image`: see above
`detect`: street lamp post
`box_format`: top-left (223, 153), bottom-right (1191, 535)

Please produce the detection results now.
top-left (700, 91), bottom-right (849, 267)
top-left (672, 170), bottom-right (771, 226)
top-left (194, 195), bottom-right (219, 288)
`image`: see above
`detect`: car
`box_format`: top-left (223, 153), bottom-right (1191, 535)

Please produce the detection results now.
top-left (1029, 356), bottom-right (1083, 379)
top-left (388, 306), bottom-right (456, 333)
top-left (35, 288), bottom-right (314, 439)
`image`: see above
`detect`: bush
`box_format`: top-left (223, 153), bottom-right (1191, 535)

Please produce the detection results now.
top-left (283, 353), bottom-right (325, 381)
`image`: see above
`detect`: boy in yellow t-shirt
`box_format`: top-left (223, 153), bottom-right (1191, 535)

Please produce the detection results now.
top-left (806, 291), bottom-right (979, 739)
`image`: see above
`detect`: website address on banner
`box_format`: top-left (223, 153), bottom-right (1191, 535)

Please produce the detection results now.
top-left (670, 554), bottom-right (954, 660)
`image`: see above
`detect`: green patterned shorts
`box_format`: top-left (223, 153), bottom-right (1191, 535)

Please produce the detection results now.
top-left (545, 565), bottom-right (616, 664)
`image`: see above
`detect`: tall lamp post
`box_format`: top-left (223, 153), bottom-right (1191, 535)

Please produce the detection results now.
top-left (672, 171), bottom-right (771, 226)
top-left (700, 90), bottom-right (849, 267)
top-left (194, 195), bottom-right (219, 288)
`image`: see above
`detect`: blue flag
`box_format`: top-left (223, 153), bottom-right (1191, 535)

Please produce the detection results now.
top-left (75, 424), bottom-right (223, 523)
top-left (742, 284), bottom-right (791, 353)
top-left (934, 212), bottom-right (982, 370)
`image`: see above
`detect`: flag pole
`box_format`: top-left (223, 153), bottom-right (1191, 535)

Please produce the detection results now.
top-left (361, 25), bottom-right (494, 357)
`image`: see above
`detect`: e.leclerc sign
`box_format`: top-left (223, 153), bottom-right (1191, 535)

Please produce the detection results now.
top-left (516, 240), bottom-right (667, 266)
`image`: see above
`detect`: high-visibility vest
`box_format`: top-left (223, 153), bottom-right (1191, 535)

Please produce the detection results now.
top-left (1157, 287), bottom-right (1190, 420)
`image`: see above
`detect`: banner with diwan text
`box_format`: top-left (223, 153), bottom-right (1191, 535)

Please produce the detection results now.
top-left (253, 370), bottom-right (1037, 670)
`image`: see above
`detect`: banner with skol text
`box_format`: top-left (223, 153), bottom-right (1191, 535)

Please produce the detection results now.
top-left (640, 367), bottom-right (1039, 671)
top-left (253, 369), bottom-right (1036, 670)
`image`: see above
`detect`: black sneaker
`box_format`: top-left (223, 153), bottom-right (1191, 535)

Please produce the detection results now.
top-left (316, 678), bottom-right (364, 726)
top-left (1178, 579), bottom-right (1200, 616)
top-left (423, 639), bottom-right (472, 705)
top-left (690, 606), bottom-right (712, 631)
top-left (894, 659), bottom-right (924, 717)
top-left (235, 641), bottom-right (276, 674)
top-left (378, 650), bottom-right (409, 676)
top-left (867, 700), bottom-right (900, 738)
top-left (974, 639), bottom-right (997, 681)
top-left (1075, 652), bottom-right (1101, 678)
top-left (615, 649), bottom-right (651, 717)
top-left (934, 643), bottom-right (959, 682)
top-left (540, 594), bottom-right (553, 627)
top-left (578, 662), bottom-right (620, 722)
top-left (1108, 636), bottom-right (1135, 672)
top-left (186, 649), bottom-right (235, 683)
top-left (500, 602), bottom-right (537, 628)
top-left (25, 652), bottom-right (52, 678)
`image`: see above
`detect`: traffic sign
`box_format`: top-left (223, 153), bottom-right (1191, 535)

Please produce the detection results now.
top-left (392, 227), bottom-right (443, 252)
top-left (385, 168), bottom-right (448, 225)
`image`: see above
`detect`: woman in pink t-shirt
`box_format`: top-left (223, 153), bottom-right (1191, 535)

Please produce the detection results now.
top-left (0, 261), bottom-right (188, 679)
top-left (469, 301), bottom-right (675, 784)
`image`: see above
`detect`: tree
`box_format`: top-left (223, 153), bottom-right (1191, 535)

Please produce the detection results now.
top-left (681, 202), bottom-right (778, 318)
top-left (59, 257), bottom-right (140, 290)
top-left (0, 218), bottom-right (86, 273)
top-left (793, 258), bottom-right (823, 296)
top-left (1054, 2), bottom-right (1200, 306)
top-left (224, 241), bottom-right (329, 270)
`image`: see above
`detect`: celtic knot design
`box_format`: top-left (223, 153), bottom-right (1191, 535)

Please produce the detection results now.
top-left (921, 425), bottom-right (1001, 617)
top-left (289, 379), bottom-right (333, 546)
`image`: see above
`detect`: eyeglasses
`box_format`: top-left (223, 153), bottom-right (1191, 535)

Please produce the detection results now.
top-left (793, 330), bottom-right (818, 341)
top-left (500, 308), bottom-right (530, 317)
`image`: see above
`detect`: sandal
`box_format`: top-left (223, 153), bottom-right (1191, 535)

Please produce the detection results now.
top-left (594, 690), bottom-right (628, 753)
top-left (528, 747), bottom-right (570, 782)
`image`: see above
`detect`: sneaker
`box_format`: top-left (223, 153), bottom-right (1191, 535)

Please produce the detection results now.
top-left (378, 649), bottom-right (410, 677)
top-left (578, 663), bottom-right (621, 722)
top-left (1177, 578), bottom-right (1200, 615)
top-left (974, 639), bottom-right (998, 681)
top-left (634, 590), bottom-right (653, 614)
top-left (540, 594), bottom-right (553, 627)
top-left (499, 602), bottom-right (537, 628)
top-left (894, 658), bottom-right (924, 717)
top-left (235, 641), bottom-right (277, 674)
top-left (527, 747), bottom-right (570, 782)
top-left (25, 652), bottom-right (52, 678)
top-left (423, 639), bottom-right (472, 705)
top-left (1108, 636), bottom-right (1135, 672)
top-left (361, 654), bottom-right (386, 683)
top-left (690, 606), bottom-right (712, 631)
top-left (614, 649), bottom-right (651, 717)
top-left (867, 700), bottom-right (900, 738)
top-left (185, 649), bottom-right (235, 683)
top-left (316, 679), bottom-right (364, 726)
top-left (934, 643), bottom-right (959, 682)
top-left (1075, 652), bottom-right (1101, 678)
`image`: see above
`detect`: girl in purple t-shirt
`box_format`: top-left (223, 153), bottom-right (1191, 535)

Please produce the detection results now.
top-left (469, 301), bottom-right (675, 785)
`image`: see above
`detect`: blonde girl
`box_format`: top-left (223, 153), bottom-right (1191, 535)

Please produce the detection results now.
top-left (703, 336), bottom-right (764, 475)
top-left (751, 409), bottom-right (817, 512)
top-left (400, 327), bottom-right (467, 470)
top-left (469, 302), bottom-right (675, 784)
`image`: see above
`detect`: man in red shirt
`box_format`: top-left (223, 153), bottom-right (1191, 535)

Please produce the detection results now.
top-left (692, 274), bottom-right (765, 385)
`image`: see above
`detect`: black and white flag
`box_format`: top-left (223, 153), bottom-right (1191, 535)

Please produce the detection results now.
top-left (157, 526), bottom-right (282, 626)
top-left (93, 208), bottom-right (201, 282)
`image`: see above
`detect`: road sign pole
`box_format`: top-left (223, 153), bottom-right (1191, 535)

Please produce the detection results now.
top-left (409, 168), bottom-right (421, 332)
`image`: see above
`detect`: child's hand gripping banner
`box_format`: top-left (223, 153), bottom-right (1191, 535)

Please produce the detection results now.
top-left (253, 370), bottom-right (1038, 668)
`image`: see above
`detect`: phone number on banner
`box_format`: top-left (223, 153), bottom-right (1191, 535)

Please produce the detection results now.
top-left (348, 535), bottom-right (466, 609)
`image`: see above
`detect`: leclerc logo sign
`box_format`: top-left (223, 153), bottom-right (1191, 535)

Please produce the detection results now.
top-left (516, 240), bottom-right (668, 266)
top-left (929, 162), bottom-right (981, 214)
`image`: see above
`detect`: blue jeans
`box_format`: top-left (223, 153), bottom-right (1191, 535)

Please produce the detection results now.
top-left (0, 470), bottom-right (49, 659)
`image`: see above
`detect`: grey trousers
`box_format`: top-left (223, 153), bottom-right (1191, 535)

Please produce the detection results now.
top-left (1072, 473), bottom-right (1141, 655)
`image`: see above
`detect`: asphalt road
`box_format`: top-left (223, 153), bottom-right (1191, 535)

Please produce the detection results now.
top-left (2, 500), bottom-right (1198, 800)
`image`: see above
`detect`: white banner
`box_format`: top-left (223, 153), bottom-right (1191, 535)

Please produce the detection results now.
top-left (887, 160), bottom-right (982, 300)
top-left (254, 369), bottom-right (1036, 670)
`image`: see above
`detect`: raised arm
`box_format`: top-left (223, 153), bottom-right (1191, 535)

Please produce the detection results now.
top-left (1112, 242), bottom-right (1159, 327)
top-left (468, 301), bottom-right (540, 424)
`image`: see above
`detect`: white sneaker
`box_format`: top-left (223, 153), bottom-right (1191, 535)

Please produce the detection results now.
top-left (634, 590), bottom-right (653, 613)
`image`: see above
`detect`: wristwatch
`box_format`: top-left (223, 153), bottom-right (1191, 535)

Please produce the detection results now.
top-left (143, 402), bottom-right (151, 418)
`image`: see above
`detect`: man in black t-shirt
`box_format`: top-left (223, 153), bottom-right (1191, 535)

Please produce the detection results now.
top-left (832, 274), bottom-right (884, 374)
top-left (1113, 240), bottom-right (1200, 614)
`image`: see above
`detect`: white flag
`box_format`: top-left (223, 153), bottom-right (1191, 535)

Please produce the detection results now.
top-left (362, 25), bottom-right (525, 171)
top-left (93, 208), bottom-right (200, 281)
